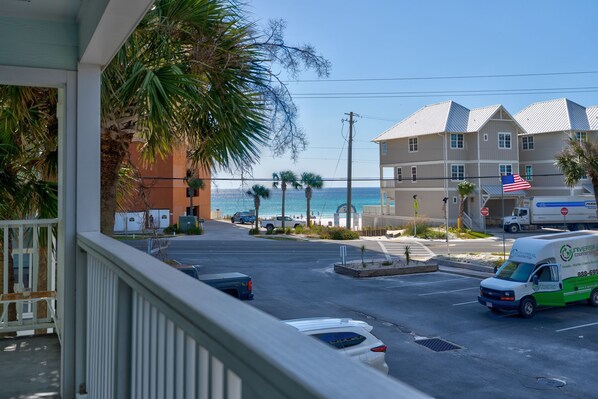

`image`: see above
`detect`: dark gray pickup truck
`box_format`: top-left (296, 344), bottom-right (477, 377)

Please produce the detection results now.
top-left (174, 264), bottom-right (254, 300)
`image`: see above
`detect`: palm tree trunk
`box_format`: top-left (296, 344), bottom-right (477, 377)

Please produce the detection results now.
top-left (101, 129), bottom-right (132, 236)
top-left (189, 191), bottom-right (194, 217)
top-left (254, 197), bottom-right (260, 230)
top-left (306, 188), bottom-right (312, 227)
top-left (281, 184), bottom-right (286, 230)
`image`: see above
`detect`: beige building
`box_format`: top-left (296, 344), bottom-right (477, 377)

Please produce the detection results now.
top-left (367, 101), bottom-right (526, 229)
top-left (515, 98), bottom-right (598, 197)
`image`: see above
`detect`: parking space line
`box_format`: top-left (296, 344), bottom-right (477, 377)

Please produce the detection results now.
top-left (556, 321), bottom-right (598, 332)
top-left (452, 300), bottom-right (479, 306)
top-left (419, 287), bottom-right (479, 296)
top-left (383, 276), bottom-right (469, 289)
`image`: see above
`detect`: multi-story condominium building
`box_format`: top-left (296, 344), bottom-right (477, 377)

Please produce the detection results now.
top-left (367, 101), bottom-right (526, 229)
top-left (514, 98), bottom-right (598, 196)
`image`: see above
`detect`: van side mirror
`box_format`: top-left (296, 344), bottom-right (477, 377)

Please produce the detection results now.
top-left (532, 275), bottom-right (539, 285)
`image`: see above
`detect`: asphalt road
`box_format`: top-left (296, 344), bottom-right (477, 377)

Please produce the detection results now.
top-left (127, 221), bottom-right (598, 398)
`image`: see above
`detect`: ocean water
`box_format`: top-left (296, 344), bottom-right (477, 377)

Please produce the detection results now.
top-left (211, 187), bottom-right (380, 218)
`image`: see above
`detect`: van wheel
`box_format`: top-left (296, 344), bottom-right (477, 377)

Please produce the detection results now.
top-left (518, 297), bottom-right (536, 318)
top-left (588, 289), bottom-right (598, 307)
top-left (508, 224), bottom-right (519, 233)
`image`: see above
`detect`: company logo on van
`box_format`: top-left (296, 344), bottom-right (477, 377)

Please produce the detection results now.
top-left (560, 245), bottom-right (574, 262)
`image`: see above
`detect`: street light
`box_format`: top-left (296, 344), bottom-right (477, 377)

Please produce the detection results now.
top-left (442, 197), bottom-right (450, 256)
top-left (413, 195), bottom-right (418, 237)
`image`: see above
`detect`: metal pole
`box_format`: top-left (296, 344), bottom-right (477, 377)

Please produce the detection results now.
top-left (346, 112), bottom-right (354, 230)
top-left (502, 185), bottom-right (506, 260)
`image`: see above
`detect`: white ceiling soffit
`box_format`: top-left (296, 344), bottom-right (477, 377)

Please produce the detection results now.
top-left (79, 0), bottom-right (155, 67)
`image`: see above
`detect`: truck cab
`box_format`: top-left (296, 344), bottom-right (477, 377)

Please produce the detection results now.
top-left (503, 207), bottom-right (530, 233)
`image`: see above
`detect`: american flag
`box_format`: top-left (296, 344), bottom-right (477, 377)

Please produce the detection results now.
top-left (501, 174), bottom-right (531, 192)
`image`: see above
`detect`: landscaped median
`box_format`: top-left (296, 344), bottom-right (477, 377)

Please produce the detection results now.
top-left (334, 258), bottom-right (437, 277)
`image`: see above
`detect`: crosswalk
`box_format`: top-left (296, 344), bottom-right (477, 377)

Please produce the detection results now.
top-left (377, 240), bottom-right (435, 261)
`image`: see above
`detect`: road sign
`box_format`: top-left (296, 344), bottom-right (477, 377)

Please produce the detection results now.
top-left (480, 207), bottom-right (489, 216)
top-left (561, 207), bottom-right (569, 216)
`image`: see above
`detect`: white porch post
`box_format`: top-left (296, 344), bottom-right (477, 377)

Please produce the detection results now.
top-left (59, 63), bottom-right (101, 398)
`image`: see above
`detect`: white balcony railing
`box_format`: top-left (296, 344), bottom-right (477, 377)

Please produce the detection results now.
top-left (77, 232), bottom-right (430, 399)
top-left (0, 219), bottom-right (58, 334)
top-left (381, 180), bottom-right (396, 188)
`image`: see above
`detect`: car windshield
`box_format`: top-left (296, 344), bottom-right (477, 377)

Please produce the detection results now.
top-left (496, 260), bottom-right (535, 282)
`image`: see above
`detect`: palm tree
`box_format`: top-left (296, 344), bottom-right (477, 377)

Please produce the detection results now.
top-left (246, 185), bottom-right (271, 230)
top-left (556, 138), bottom-right (598, 218)
top-left (272, 171), bottom-right (301, 229)
top-left (186, 177), bottom-right (205, 217)
top-left (300, 172), bottom-right (324, 227)
top-left (0, 86), bottom-right (58, 332)
top-left (457, 180), bottom-right (476, 231)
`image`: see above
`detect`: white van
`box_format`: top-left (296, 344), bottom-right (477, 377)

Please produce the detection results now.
top-left (478, 231), bottom-right (598, 318)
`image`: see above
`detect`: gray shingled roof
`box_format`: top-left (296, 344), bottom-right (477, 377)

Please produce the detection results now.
top-left (515, 98), bottom-right (598, 134)
top-left (373, 101), bottom-right (511, 142)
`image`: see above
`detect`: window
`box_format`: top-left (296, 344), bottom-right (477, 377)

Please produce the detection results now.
top-left (522, 136), bottom-right (534, 150)
top-left (408, 137), bottom-right (418, 152)
top-left (396, 167), bottom-right (402, 182)
top-left (499, 164), bottom-right (512, 176)
top-left (450, 133), bottom-right (464, 149)
top-left (312, 332), bottom-right (366, 349)
top-left (381, 142), bottom-right (387, 156)
top-left (453, 196), bottom-right (457, 204)
top-left (451, 164), bottom-right (465, 181)
top-left (498, 132), bottom-right (511, 149)
top-left (524, 165), bottom-right (533, 181)
top-left (484, 133), bottom-right (488, 141)
top-left (411, 166), bottom-right (417, 182)
top-left (576, 132), bottom-right (587, 143)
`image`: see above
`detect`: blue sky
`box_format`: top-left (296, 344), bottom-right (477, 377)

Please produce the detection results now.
top-left (213, 0), bottom-right (598, 190)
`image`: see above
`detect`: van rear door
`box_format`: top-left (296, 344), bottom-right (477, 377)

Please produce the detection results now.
top-left (531, 264), bottom-right (564, 306)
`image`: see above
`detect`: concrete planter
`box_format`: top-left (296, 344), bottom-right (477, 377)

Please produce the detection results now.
top-left (334, 261), bottom-right (438, 277)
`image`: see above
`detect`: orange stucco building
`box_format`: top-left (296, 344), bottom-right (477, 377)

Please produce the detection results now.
top-left (127, 143), bottom-right (211, 226)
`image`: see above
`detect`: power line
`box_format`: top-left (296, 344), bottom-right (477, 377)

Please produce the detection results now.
top-left (284, 70), bottom-right (598, 83)
top-left (292, 86), bottom-right (598, 99)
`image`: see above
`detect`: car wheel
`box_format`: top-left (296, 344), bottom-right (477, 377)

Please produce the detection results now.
top-left (508, 224), bottom-right (519, 233)
top-left (294, 224), bottom-right (301, 229)
top-left (518, 297), bottom-right (536, 318)
top-left (266, 224), bottom-right (274, 232)
top-left (588, 289), bottom-right (598, 307)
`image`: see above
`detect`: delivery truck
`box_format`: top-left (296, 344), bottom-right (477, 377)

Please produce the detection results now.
top-left (478, 230), bottom-right (598, 318)
top-left (503, 195), bottom-right (598, 233)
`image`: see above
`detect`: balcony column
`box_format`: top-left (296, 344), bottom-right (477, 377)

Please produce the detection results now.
top-left (59, 63), bottom-right (101, 398)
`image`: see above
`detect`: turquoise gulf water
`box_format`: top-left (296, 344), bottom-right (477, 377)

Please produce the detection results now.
top-left (211, 187), bottom-right (381, 218)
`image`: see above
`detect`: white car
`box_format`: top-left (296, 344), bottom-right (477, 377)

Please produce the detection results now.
top-left (283, 317), bottom-right (389, 374)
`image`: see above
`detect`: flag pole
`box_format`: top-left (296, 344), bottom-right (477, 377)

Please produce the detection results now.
top-left (502, 178), bottom-right (506, 260)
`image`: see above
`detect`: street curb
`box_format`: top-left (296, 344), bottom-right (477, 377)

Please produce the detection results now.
top-left (436, 259), bottom-right (496, 273)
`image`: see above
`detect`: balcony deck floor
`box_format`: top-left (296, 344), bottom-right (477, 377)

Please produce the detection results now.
top-left (0, 334), bottom-right (60, 399)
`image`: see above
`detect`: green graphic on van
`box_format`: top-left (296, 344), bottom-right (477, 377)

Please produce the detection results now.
top-left (560, 245), bottom-right (573, 262)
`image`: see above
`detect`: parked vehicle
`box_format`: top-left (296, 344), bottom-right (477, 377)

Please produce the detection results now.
top-left (173, 264), bottom-right (254, 300)
top-left (283, 317), bottom-right (389, 374)
top-left (260, 216), bottom-right (306, 232)
top-left (503, 196), bottom-right (598, 233)
top-left (478, 230), bottom-right (598, 318)
top-left (231, 211), bottom-right (255, 224)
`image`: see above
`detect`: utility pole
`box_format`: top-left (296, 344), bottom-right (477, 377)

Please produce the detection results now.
top-left (345, 112), bottom-right (356, 230)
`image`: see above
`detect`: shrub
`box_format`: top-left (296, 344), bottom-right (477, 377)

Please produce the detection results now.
top-left (284, 227), bottom-right (292, 235)
top-left (248, 228), bottom-right (260, 235)
top-left (295, 225), bottom-right (304, 234)
top-left (185, 226), bottom-right (203, 235)
top-left (163, 224), bottom-right (179, 234)
top-left (382, 260), bottom-right (393, 266)
top-left (274, 228), bottom-right (285, 235)
top-left (327, 227), bottom-right (359, 240)
top-left (402, 220), bottom-right (430, 237)
top-left (265, 229), bottom-right (273, 235)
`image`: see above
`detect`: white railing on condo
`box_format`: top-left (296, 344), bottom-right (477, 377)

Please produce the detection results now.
top-left (0, 219), bottom-right (58, 334)
top-left (381, 180), bottom-right (395, 188)
top-left (77, 232), bottom-right (430, 399)
top-left (362, 205), bottom-right (395, 216)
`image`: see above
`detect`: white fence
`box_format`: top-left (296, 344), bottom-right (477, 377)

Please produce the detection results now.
top-left (0, 219), bottom-right (58, 334)
top-left (77, 232), bottom-right (430, 399)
